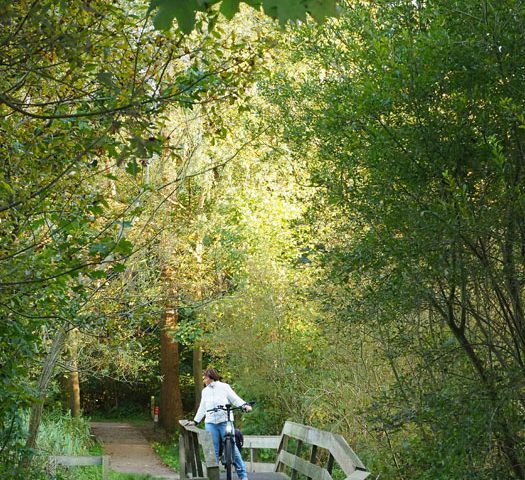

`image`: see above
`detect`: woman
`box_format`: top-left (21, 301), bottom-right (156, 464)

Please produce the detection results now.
top-left (189, 368), bottom-right (252, 480)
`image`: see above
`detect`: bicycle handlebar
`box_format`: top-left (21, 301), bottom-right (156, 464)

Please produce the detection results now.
top-left (206, 401), bottom-right (256, 413)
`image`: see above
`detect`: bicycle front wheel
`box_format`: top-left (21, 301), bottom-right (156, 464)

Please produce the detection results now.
top-left (223, 437), bottom-right (234, 480)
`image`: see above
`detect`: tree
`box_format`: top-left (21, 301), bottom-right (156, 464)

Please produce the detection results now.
top-left (0, 0), bottom-right (274, 472)
top-left (260, 0), bottom-right (525, 477)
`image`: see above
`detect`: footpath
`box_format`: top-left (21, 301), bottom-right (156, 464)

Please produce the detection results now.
top-left (90, 421), bottom-right (179, 479)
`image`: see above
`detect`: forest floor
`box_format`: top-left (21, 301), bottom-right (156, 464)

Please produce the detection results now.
top-left (90, 421), bottom-right (179, 479)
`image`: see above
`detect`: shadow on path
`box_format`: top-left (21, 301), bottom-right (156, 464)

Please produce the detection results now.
top-left (90, 421), bottom-right (179, 479)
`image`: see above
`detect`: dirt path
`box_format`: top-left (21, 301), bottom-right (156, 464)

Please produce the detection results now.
top-left (90, 421), bottom-right (179, 479)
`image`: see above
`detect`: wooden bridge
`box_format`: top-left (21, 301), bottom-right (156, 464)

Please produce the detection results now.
top-left (178, 420), bottom-right (371, 480)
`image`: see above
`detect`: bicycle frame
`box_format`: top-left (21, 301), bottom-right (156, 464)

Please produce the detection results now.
top-left (206, 402), bottom-right (254, 480)
top-left (223, 404), bottom-right (236, 480)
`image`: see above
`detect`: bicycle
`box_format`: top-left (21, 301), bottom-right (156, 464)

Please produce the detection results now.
top-left (207, 401), bottom-right (255, 480)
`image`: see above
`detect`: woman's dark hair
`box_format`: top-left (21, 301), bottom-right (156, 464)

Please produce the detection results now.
top-left (204, 368), bottom-right (220, 381)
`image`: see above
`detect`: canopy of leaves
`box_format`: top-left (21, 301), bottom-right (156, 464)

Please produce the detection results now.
top-left (258, 0), bottom-right (525, 477)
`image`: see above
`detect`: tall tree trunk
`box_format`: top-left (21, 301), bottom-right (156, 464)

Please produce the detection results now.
top-left (68, 328), bottom-right (81, 417)
top-left (193, 190), bottom-right (207, 410)
top-left (160, 266), bottom-right (183, 433)
top-left (193, 347), bottom-right (203, 410)
top-left (24, 325), bottom-right (67, 466)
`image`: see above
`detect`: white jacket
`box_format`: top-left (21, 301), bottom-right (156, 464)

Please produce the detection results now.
top-left (194, 381), bottom-right (246, 424)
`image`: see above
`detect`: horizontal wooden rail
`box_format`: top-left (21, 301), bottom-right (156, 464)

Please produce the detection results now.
top-left (243, 435), bottom-right (281, 472)
top-left (49, 455), bottom-right (110, 480)
top-left (278, 421), bottom-right (370, 480)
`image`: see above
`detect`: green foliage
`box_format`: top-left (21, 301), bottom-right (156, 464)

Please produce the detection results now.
top-left (3, 0), bottom-right (525, 477)
top-left (152, 440), bottom-right (180, 471)
top-left (0, 411), bottom-right (94, 479)
top-left (258, 0), bottom-right (525, 477)
top-left (0, 0), bottom-right (272, 468)
top-left (149, 0), bottom-right (338, 32)
top-left (36, 411), bottom-right (94, 457)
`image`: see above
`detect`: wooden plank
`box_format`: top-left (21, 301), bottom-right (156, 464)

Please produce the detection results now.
top-left (246, 461), bottom-right (279, 473)
top-left (236, 473), bottom-right (290, 480)
top-left (281, 422), bottom-right (367, 475)
top-left (176, 420), bottom-right (370, 480)
top-left (310, 445), bottom-right (318, 465)
top-left (50, 455), bottom-right (104, 466)
top-left (243, 435), bottom-right (281, 449)
top-left (189, 431), bottom-right (199, 477)
top-left (276, 434), bottom-right (288, 473)
top-left (192, 431), bottom-right (204, 477)
top-left (346, 471), bottom-right (371, 480)
top-left (206, 464), bottom-right (220, 480)
top-left (198, 430), bottom-right (220, 468)
top-left (282, 422), bottom-right (336, 451)
top-left (48, 455), bottom-right (110, 480)
top-left (101, 456), bottom-right (110, 480)
top-left (307, 445), bottom-right (318, 480)
top-left (290, 439), bottom-right (303, 480)
top-left (179, 435), bottom-right (188, 480)
top-left (276, 451), bottom-right (332, 480)
top-left (179, 419), bottom-right (220, 480)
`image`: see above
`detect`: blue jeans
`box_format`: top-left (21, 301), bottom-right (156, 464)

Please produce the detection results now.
top-left (205, 422), bottom-right (247, 479)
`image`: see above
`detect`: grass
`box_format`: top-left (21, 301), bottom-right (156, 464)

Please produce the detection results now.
top-left (33, 411), bottom-right (179, 479)
top-left (48, 438), bottom-right (160, 480)
top-left (152, 440), bottom-right (180, 472)
top-left (53, 465), bottom-right (163, 479)
top-left (32, 410), bottom-right (182, 479)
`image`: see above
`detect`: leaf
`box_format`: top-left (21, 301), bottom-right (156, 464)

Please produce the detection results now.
top-left (276, 0), bottom-right (307, 23)
top-left (149, 0), bottom-right (198, 33)
top-left (307, 0), bottom-right (338, 23)
top-left (88, 269), bottom-right (107, 279)
top-left (220, 0), bottom-right (240, 19)
top-left (89, 241), bottom-right (115, 256)
top-left (0, 180), bottom-right (14, 194)
top-left (149, 0), bottom-right (339, 32)
top-left (114, 239), bottom-right (133, 256)
top-left (96, 71), bottom-right (119, 93)
top-left (260, 0), bottom-right (278, 19)
top-left (111, 262), bottom-right (127, 273)
top-left (126, 160), bottom-right (140, 176)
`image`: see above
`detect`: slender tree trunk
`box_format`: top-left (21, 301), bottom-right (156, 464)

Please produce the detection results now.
top-left (68, 328), bottom-right (81, 417)
top-left (160, 266), bottom-right (183, 433)
top-left (23, 325), bottom-right (67, 466)
top-left (193, 347), bottom-right (203, 410)
top-left (193, 190), bottom-right (206, 410)
top-left (193, 234), bottom-right (204, 410)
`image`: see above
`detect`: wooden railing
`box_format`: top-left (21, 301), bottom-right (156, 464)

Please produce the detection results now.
top-left (179, 420), bottom-right (219, 480)
top-left (179, 420), bottom-right (370, 480)
top-left (48, 455), bottom-right (111, 480)
top-left (276, 422), bottom-right (370, 480)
